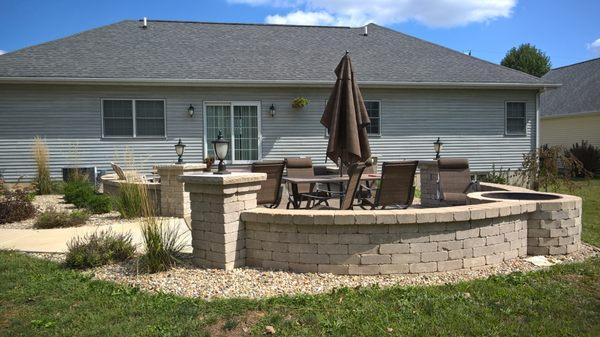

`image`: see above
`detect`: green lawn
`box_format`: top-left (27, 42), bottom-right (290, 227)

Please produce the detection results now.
top-left (551, 179), bottom-right (600, 247)
top-left (1, 251), bottom-right (599, 337)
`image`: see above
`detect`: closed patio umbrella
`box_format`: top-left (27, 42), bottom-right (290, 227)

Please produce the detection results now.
top-left (321, 51), bottom-right (372, 172)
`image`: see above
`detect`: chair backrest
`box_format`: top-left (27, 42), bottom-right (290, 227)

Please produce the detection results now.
top-left (437, 158), bottom-right (472, 194)
top-left (110, 162), bottom-right (127, 180)
top-left (340, 163), bottom-right (367, 210)
top-left (252, 161), bottom-right (285, 205)
top-left (284, 157), bottom-right (314, 194)
top-left (365, 156), bottom-right (378, 174)
top-left (375, 161), bottom-right (418, 208)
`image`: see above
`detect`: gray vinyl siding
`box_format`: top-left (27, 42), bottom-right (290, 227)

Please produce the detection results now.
top-left (0, 84), bottom-right (537, 182)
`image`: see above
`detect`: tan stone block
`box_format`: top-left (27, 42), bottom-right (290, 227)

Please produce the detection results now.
top-left (499, 222), bottom-right (515, 234)
top-left (504, 231), bottom-right (519, 242)
top-left (559, 236), bottom-right (574, 245)
top-left (272, 252), bottom-right (300, 263)
top-left (485, 254), bottom-right (503, 265)
top-left (538, 237), bottom-right (559, 246)
top-left (292, 214), bottom-right (314, 225)
top-left (261, 241), bottom-right (289, 252)
top-left (308, 234), bottom-right (339, 244)
top-left (463, 256), bottom-right (486, 268)
top-left (438, 240), bottom-right (463, 251)
top-left (339, 234), bottom-right (370, 244)
top-left (480, 226), bottom-right (500, 237)
top-left (318, 264), bottom-right (350, 274)
top-left (435, 211), bottom-right (454, 223)
top-left (278, 232), bottom-right (309, 244)
top-left (288, 243), bottom-right (318, 253)
top-left (299, 253), bottom-right (330, 264)
top-left (498, 205), bottom-right (511, 217)
top-left (492, 242), bottom-right (511, 254)
top-left (421, 251), bottom-right (448, 262)
top-left (456, 228), bottom-right (479, 240)
top-left (486, 234), bottom-right (504, 245)
top-left (449, 248), bottom-right (472, 260)
top-left (430, 231), bottom-right (455, 242)
top-left (470, 207), bottom-right (486, 220)
top-left (251, 230), bottom-right (279, 242)
top-left (358, 224), bottom-right (389, 234)
top-left (389, 224), bottom-right (419, 233)
top-left (379, 243), bottom-right (410, 254)
top-left (327, 225), bottom-right (359, 234)
top-left (318, 244), bottom-right (348, 255)
top-left (453, 209), bottom-right (471, 221)
top-left (527, 246), bottom-right (549, 255)
top-left (391, 253), bottom-right (420, 264)
top-left (540, 202), bottom-right (562, 211)
top-left (473, 245), bottom-right (495, 257)
top-left (376, 211), bottom-right (398, 224)
top-left (549, 228), bottom-right (568, 237)
top-left (410, 242), bottom-right (438, 253)
top-left (416, 212), bottom-right (436, 223)
top-left (409, 262), bottom-right (437, 273)
top-left (348, 265), bottom-right (381, 275)
top-left (369, 233), bottom-right (401, 244)
top-left (298, 225), bottom-right (327, 234)
top-left (438, 259), bottom-right (463, 272)
top-left (262, 260), bottom-right (289, 270)
top-left (329, 254), bottom-right (360, 264)
top-left (270, 223), bottom-right (297, 233)
top-left (360, 254), bottom-right (391, 265)
top-left (503, 250), bottom-right (519, 261)
top-left (246, 239), bottom-right (261, 249)
top-left (334, 212), bottom-right (356, 225)
top-left (348, 244), bottom-right (379, 254)
top-left (289, 263), bottom-right (318, 273)
top-left (354, 211), bottom-right (377, 225)
top-left (464, 237), bottom-right (486, 249)
top-left (380, 264), bottom-right (410, 274)
top-left (400, 231), bottom-right (430, 243)
top-left (528, 228), bottom-right (551, 238)
top-left (313, 211), bottom-right (336, 225)
top-left (396, 212), bottom-right (417, 224)
top-left (244, 199), bottom-right (258, 210)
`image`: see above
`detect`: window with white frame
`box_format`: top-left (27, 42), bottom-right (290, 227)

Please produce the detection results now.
top-left (505, 102), bottom-right (526, 135)
top-left (102, 99), bottom-right (165, 137)
top-left (204, 102), bottom-right (260, 162)
top-left (364, 101), bottom-right (381, 135)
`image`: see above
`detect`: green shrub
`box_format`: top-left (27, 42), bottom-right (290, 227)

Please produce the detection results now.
top-left (480, 164), bottom-right (511, 185)
top-left (0, 189), bottom-right (37, 224)
top-left (63, 179), bottom-right (112, 214)
top-left (32, 136), bottom-right (53, 195)
top-left (569, 141), bottom-right (600, 177)
top-left (65, 230), bottom-right (136, 269)
top-left (115, 182), bottom-right (145, 219)
top-left (141, 220), bottom-right (186, 273)
top-left (34, 209), bottom-right (90, 229)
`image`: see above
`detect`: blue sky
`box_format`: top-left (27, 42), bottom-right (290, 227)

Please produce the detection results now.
top-left (0, 0), bottom-right (598, 67)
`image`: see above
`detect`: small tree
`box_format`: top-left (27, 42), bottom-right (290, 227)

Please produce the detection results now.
top-left (517, 145), bottom-right (587, 192)
top-left (501, 43), bottom-right (551, 77)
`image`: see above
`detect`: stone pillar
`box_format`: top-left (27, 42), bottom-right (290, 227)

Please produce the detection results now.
top-left (155, 163), bottom-right (206, 218)
top-left (419, 160), bottom-right (445, 207)
top-left (527, 198), bottom-right (582, 255)
top-left (179, 172), bottom-right (266, 270)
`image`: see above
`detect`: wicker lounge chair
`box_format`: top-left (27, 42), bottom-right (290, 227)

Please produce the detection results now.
top-left (251, 161), bottom-right (285, 208)
top-left (437, 158), bottom-right (479, 205)
top-left (360, 161), bottom-right (418, 209)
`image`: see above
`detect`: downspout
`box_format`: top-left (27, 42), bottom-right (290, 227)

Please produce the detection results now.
top-left (535, 89), bottom-right (542, 149)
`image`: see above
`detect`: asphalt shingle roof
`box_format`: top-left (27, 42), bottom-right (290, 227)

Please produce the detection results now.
top-left (541, 58), bottom-right (600, 117)
top-left (0, 20), bottom-right (553, 86)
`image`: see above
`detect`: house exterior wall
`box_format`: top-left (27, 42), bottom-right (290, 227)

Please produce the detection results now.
top-left (541, 113), bottom-right (600, 148)
top-left (0, 84), bottom-right (537, 182)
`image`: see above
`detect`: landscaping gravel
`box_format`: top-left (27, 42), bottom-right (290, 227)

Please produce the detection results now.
top-left (0, 194), bottom-right (138, 230)
top-left (79, 244), bottom-right (599, 301)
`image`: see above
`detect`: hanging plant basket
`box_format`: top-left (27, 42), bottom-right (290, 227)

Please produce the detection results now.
top-left (291, 97), bottom-right (309, 109)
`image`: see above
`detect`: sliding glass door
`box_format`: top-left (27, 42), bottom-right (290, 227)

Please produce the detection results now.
top-left (204, 102), bottom-right (261, 163)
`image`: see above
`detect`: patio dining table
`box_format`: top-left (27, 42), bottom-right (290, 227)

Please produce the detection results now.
top-left (283, 173), bottom-right (381, 209)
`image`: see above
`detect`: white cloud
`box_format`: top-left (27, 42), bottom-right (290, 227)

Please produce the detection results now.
top-left (587, 38), bottom-right (600, 53)
top-left (231, 0), bottom-right (517, 27)
top-left (266, 10), bottom-right (335, 25)
top-left (0, 50), bottom-right (5, 55)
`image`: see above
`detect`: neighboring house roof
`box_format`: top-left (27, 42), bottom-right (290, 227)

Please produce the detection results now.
top-left (541, 57), bottom-right (600, 118)
top-left (0, 20), bottom-right (556, 88)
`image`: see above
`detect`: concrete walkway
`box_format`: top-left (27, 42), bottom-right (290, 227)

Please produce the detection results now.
top-left (0, 218), bottom-right (192, 253)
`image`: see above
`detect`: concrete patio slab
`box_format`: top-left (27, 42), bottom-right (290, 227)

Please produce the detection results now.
top-left (0, 218), bottom-right (192, 253)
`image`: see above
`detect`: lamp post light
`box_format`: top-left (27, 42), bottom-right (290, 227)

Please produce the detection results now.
top-left (269, 104), bottom-right (276, 117)
top-left (175, 138), bottom-right (186, 164)
top-left (211, 130), bottom-right (230, 175)
top-left (187, 104), bottom-right (195, 117)
top-left (433, 137), bottom-right (443, 160)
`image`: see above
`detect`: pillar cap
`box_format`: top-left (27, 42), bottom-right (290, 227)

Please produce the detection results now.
top-left (178, 172), bottom-right (266, 185)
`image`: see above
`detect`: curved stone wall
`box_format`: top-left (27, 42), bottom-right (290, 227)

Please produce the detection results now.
top-left (100, 173), bottom-right (161, 213)
top-left (240, 184), bottom-right (582, 275)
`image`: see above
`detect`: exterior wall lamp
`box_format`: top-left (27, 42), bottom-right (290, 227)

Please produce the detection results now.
top-left (175, 138), bottom-right (186, 164)
top-left (212, 130), bottom-right (230, 175)
top-left (269, 104), bottom-right (276, 117)
top-left (188, 104), bottom-right (195, 117)
top-left (433, 137), bottom-right (444, 160)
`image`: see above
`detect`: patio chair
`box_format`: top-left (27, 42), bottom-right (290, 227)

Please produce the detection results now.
top-left (437, 158), bottom-right (479, 205)
top-left (110, 162), bottom-right (127, 180)
top-left (360, 161), bottom-right (418, 209)
top-left (284, 157), bottom-right (331, 209)
top-left (313, 162), bottom-right (367, 210)
top-left (251, 160), bottom-right (285, 208)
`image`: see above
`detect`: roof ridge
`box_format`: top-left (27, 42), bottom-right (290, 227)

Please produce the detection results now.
top-left (371, 24), bottom-right (546, 83)
top-left (548, 57), bottom-right (600, 72)
top-left (141, 19), bottom-right (352, 29)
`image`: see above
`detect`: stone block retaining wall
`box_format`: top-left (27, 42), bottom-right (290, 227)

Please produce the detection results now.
top-left (241, 205), bottom-right (531, 275)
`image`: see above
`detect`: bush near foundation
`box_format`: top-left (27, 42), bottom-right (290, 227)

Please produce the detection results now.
top-left (0, 189), bottom-right (36, 224)
top-left (63, 179), bottom-right (112, 214)
top-left (34, 209), bottom-right (90, 229)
